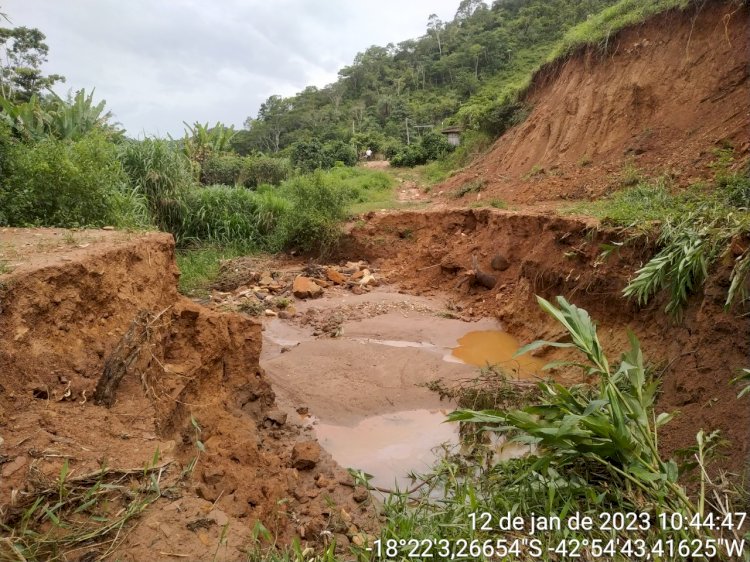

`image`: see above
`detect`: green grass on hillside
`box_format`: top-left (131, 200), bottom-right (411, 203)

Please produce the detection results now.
top-left (570, 153), bottom-right (750, 315)
top-left (548, 0), bottom-right (694, 62)
top-left (460, 0), bottom-right (705, 136)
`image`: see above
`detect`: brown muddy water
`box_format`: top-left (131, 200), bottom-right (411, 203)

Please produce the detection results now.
top-left (314, 409), bottom-right (457, 490)
top-left (260, 289), bottom-right (544, 490)
top-left (450, 330), bottom-right (547, 376)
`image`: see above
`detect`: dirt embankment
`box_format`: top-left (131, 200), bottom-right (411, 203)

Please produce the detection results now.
top-left (344, 209), bottom-right (750, 472)
top-left (442, 0), bottom-right (750, 204)
top-left (0, 230), bottom-right (376, 560)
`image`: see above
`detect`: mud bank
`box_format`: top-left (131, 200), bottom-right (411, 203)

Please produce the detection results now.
top-left (0, 230), bottom-right (377, 560)
top-left (343, 209), bottom-right (750, 473)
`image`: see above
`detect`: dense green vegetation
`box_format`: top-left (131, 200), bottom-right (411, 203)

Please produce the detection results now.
top-left (234, 0), bottom-right (703, 168)
top-left (571, 151), bottom-right (750, 316)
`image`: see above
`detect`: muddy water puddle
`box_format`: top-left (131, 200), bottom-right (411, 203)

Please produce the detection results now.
top-left (261, 291), bottom-right (550, 489)
top-left (314, 409), bottom-right (458, 490)
top-left (449, 330), bottom-right (546, 376)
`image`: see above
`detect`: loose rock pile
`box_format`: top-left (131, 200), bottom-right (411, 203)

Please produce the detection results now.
top-left (209, 260), bottom-right (381, 317)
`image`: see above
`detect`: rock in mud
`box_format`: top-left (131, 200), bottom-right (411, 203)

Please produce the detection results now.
top-left (291, 440), bottom-right (320, 470)
top-left (352, 486), bottom-right (370, 503)
top-left (293, 276), bottom-right (323, 299)
top-left (359, 273), bottom-right (377, 287)
top-left (325, 267), bottom-right (346, 285)
top-left (264, 409), bottom-right (287, 426)
top-left (491, 254), bottom-right (510, 271)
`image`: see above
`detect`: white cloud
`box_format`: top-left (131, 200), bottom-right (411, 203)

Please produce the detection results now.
top-left (3, 0), bottom-right (459, 136)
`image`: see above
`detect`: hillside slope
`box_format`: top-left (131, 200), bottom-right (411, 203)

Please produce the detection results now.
top-left (442, 0), bottom-right (749, 204)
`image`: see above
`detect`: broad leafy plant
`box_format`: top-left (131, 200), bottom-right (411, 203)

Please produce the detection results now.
top-left (449, 296), bottom-right (697, 517)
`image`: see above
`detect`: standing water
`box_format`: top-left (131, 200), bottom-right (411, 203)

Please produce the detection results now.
top-left (450, 330), bottom-right (546, 376)
top-left (314, 409), bottom-right (458, 490)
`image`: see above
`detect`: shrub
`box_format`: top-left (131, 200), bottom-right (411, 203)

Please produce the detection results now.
top-left (0, 132), bottom-right (135, 227)
top-left (290, 138), bottom-right (357, 171)
top-left (391, 144), bottom-right (428, 167)
top-left (391, 132), bottom-right (454, 168)
top-left (290, 139), bottom-right (325, 172)
top-left (200, 153), bottom-right (244, 186)
top-left (274, 171), bottom-right (350, 253)
top-left (118, 138), bottom-right (193, 231)
top-left (719, 165), bottom-right (750, 209)
top-left (323, 140), bottom-right (357, 167)
top-left (0, 121), bottom-right (14, 188)
top-left (419, 131), bottom-right (453, 161)
top-left (381, 138), bottom-right (404, 159)
top-left (244, 156), bottom-right (290, 187)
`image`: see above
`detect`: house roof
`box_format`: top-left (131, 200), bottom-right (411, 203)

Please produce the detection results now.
top-left (440, 126), bottom-right (463, 134)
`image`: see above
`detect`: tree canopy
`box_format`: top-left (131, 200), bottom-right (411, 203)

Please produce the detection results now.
top-left (0, 25), bottom-right (64, 101)
top-left (237, 0), bottom-right (621, 156)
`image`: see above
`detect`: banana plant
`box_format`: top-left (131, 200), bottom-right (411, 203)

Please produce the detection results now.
top-left (0, 93), bottom-right (49, 141)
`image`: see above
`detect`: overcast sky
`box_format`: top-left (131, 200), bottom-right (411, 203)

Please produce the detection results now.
top-left (3, 1), bottom-right (459, 137)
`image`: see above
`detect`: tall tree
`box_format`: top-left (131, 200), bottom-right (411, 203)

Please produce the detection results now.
top-left (0, 26), bottom-right (64, 100)
top-left (454, 0), bottom-right (487, 22)
top-left (427, 14), bottom-right (444, 57)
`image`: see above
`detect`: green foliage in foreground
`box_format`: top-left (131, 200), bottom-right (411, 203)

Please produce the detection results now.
top-left (175, 185), bottom-right (290, 248)
top-left (118, 137), bottom-right (193, 230)
top-left (0, 106), bottom-right (393, 256)
top-left (0, 458), bottom-right (166, 561)
top-left (376, 296), bottom-right (746, 562)
top-left (0, 131), bottom-right (145, 228)
top-left (574, 158), bottom-right (750, 316)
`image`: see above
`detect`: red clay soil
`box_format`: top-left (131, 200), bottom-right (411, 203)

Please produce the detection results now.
top-left (343, 209), bottom-right (750, 475)
top-left (0, 230), bottom-right (377, 561)
top-left (441, 0), bottom-right (750, 205)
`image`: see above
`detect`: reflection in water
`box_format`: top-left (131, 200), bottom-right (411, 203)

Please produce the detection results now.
top-left (451, 330), bottom-right (546, 376)
top-left (315, 409), bottom-right (457, 490)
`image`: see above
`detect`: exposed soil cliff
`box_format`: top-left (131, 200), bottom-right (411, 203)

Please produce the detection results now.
top-left (442, 1), bottom-right (750, 204)
top-left (344, 209), bottom-right (750, 474)
top-left (0, 229), bottom-right (376, 561)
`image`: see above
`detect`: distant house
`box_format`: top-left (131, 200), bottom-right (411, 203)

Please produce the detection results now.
top-left (440, 126), bottom-right (463, 147)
